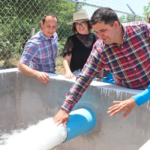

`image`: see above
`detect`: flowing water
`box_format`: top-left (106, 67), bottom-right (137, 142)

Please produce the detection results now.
top-left (0, 118), bottom-right (67, 150)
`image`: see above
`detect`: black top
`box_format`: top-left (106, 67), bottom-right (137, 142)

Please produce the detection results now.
top-left (63, 33), bottom-right (98, 72)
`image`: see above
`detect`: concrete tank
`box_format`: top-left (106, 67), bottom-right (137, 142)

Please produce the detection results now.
top-left (0, 68), bottom-right (150, 150)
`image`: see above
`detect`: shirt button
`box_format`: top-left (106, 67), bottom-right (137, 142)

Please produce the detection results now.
top-left (122, 46), bottom-right (123, 48)
top-left (128, 58), bottom-right (130, 60)
top-left (134, 68), bottom-right (136, 71)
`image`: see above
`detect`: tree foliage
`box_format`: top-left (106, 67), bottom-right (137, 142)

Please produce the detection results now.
top-left (0, 0), bottom-right (82, 66)
top-left (119, 14), bottom-right (145, 23)
top-left (143, 2), bottom-right (150, 18)
top-left (119, 3), bottom-right (149, 23)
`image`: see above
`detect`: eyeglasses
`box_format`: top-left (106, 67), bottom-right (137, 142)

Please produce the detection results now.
top-left (75, 21), bottom-right (86, 28)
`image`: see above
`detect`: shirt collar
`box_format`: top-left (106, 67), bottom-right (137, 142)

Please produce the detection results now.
top-left (99, 24), bottom-right (128, 48)
top-left (122, 24), bottom-right (127, 42)
top-left (39, 31), bottom-right (55, 40)
top-left (103, 24), bottom-right (127, 47)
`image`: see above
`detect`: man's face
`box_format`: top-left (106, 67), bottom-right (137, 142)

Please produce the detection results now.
top-left (92, 21), bottom-right (117, 45)
top-left (148, 14), bottom-right (150, 23)
top-left (41, 16), bottom-right (57, 37)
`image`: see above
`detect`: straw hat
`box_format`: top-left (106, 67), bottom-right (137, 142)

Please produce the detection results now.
top-left (67, 12), bottom-right (89, 25)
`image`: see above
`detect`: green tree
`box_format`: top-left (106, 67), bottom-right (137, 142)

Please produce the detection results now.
top-left (143, 1), bottom-right (150, 19)
top-left (119, 14), bottom-right (145, 23)
top-left (120, 2), bottom-right (148, 23)
top-left (0, 0), bottom-right (83, 68)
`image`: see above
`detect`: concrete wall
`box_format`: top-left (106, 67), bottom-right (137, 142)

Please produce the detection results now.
top-left (0, 68), bottom-right (150, 150)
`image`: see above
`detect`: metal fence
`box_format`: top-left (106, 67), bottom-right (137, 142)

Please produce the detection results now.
top-left (0, 0), bottom-right (146, 69)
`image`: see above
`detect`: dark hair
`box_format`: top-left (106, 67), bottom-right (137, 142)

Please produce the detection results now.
top-left (72, 21), bottom-right (92, 33)
top-left (147, 13), bottom-right (150, 19)
top-left (90, 7), bottom-right (120, 26)
top-left (41, 14), bottom-right (58, 24)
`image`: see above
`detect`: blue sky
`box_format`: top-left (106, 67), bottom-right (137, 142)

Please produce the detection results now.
top-left (78, 0), bottom-right (150, 18)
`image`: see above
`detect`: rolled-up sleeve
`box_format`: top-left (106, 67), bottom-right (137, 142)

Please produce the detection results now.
top-left (61, 41), bottom-right (105, 112)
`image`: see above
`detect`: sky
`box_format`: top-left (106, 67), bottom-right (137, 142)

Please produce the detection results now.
top-left (78, 0), bottom-right (150, 18)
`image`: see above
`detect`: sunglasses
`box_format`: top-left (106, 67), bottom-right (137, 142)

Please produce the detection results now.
top-left (75, 21), bottom-right (86, 28)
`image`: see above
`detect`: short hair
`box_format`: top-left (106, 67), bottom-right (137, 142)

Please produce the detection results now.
top-left (90, 7), bottom-right (120, 26)
top-left (41, 14), bottom-right (58, 24)
top-left (72, 21), bottom-right (92, 33)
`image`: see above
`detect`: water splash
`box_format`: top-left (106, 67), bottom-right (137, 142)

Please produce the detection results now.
top-left (0, 118), bottom-right (67, 150)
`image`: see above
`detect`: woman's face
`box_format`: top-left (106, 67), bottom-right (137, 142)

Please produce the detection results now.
top-left (75, 21), bottom-right (89, 34)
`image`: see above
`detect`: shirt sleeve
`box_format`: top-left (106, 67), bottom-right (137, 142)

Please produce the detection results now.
top-left (61, 41), bottom-right (105, 112)
top-left (20, 41), bottom-right (38, 66)
top-left (62, 36), bottom-right (73, 57)
top-left (133, 85), bottom-right (150, 106)
top-left (133, 22), bottom-right (150, 105)
top-left (53, 33), bottom-right (58, 63)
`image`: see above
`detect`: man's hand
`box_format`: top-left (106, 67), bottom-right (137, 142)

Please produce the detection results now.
top-left (65, 71), bottom-right (75, 79)
top-left (36, 71), bottom-right (50, 84)
top-left (107, 97), bottom-right (137, 119)
top-left (53, 108), bottom-right (69, 126)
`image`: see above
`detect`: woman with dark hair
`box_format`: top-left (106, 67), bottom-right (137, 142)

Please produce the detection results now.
top-left (63, 12), bottom-right (103, 80)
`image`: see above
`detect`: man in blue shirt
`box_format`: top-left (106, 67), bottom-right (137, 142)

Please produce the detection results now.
top-left (18, 14), bottom-right (58, 84)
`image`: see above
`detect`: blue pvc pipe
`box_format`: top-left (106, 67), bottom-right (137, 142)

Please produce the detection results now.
top-left (65, 107), bottom-right (97, 142)
top-left (103, 73), bottom-right (115, 84)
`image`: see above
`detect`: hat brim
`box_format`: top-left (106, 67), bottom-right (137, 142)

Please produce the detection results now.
top-left (67, 19), bottom-right (89, 25)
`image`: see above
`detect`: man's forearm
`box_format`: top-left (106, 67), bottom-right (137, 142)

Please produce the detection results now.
top-left (61, 46), bottom-right (104, 112)
top-left (18, 62), bottom-right (38, 77)
top-left (61, 67), bottom-right (100, 112)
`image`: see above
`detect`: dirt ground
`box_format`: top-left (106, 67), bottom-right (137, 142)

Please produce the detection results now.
top-left (0, 56), bottom-right (65, 75)
top-left (0, 57), bottom-right (111, 77)
top-left (55, 57), bottom-right (65, 75)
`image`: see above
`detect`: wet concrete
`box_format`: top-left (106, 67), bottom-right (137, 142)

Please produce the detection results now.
top-left (0, 68), bottom-right (149, 150)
